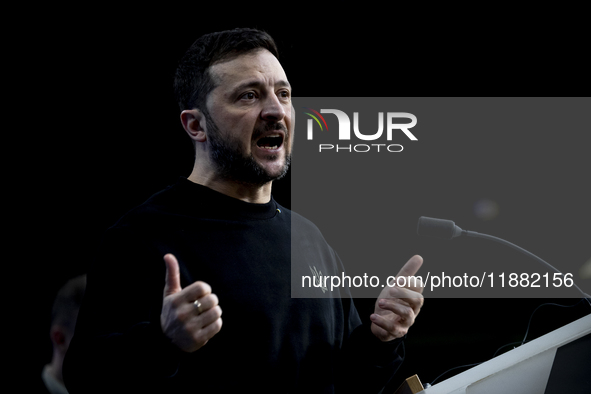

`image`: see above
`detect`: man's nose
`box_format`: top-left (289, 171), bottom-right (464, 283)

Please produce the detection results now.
top-left (260, 94), bottom-right (286, 121)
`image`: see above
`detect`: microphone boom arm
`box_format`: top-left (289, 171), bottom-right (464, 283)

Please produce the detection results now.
top-left (461, 230), bottom-right (590, 301)
top-left (417, 216), bottom-right (591, 302)
top-left (462, 230), bottom-right (560, 274)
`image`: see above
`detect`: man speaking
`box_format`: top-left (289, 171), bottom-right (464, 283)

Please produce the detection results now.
top-left (63, 28), bottom-right (424, 393)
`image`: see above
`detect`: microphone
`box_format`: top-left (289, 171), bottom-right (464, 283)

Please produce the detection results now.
top-left (417, 216), bottom-right (463, 240)
top-left (417, 216), bottom-right (591, 301)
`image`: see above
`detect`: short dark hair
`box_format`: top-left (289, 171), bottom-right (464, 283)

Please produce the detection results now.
top-left (174, 28), bottom-right (279, 112)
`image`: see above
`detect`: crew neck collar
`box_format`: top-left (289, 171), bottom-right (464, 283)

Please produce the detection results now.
top-left (167, 177), bottom-right (280, 221)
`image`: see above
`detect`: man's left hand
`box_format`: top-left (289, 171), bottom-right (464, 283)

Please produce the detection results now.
top-left (370, 255), bottom-right (424, 342)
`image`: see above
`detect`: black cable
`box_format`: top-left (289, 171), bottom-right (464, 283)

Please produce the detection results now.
top-left (491, 341), bottom-right (522, 358)
top-left (520, 298), bottom-right (589, 345)
top-left (426, 298), bottom-right (591, 387)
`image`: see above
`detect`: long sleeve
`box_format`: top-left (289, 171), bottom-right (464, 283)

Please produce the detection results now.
top-left (63, 179), bottom-right (407, 393)
top-left (338, 319), bottom-right (405, 393)
top-left (333, 259), bottom-right (405, 393)
top-left (63, 227), bottom-right (185, 393)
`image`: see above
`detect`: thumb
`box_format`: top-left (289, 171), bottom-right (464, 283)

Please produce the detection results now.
top-left (163, 253), bottom-right (182, 297)
top-left (396, 255), bottom-right (424, 278)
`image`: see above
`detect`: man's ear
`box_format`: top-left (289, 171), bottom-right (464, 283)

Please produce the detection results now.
top-left (180, 108), bottom-right (207, 143)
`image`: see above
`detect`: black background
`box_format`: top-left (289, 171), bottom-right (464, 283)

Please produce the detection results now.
top-left (28, 10), bottom-right (590, 391)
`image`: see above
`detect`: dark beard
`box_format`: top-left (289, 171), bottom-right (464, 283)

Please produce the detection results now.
top-left (204, 109), bottom-right (291, 186)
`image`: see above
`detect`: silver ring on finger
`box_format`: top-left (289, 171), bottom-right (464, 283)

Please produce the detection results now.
top-left (193, 299), bottom-right (203, 314)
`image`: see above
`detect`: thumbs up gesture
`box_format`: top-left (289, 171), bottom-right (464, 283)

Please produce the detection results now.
top-left (160, 254), bottom-right (223, 352)
top-left (370, 255), bottom-right (425, 342)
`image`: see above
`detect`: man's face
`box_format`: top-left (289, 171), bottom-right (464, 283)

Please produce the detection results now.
top-left (202, 49), bottom-right (293, 186)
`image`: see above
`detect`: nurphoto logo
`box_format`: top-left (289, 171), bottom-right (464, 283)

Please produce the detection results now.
top-left (303, 107), bottom-right (418, 153)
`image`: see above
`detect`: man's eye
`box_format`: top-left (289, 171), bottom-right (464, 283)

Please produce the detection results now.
top-left (241, 92), bottom-right (256, 100)
top-left (277, 90), bottom-right (291, 102)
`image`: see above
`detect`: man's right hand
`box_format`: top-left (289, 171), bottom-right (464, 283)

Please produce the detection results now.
top-left (160, 253), bottom-right (223, 352)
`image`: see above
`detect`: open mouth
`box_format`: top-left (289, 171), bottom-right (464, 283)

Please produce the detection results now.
top-left (256, 134), bottom-right (284, 150)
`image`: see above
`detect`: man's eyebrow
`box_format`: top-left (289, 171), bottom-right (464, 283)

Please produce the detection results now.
top-left (275, 80), bottom-right (292, 90)
top-left (230, 79), bottom-right (292, 94)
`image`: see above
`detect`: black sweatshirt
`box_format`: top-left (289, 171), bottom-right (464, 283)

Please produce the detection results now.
top-left (64, 178), bottom-right (403, 393)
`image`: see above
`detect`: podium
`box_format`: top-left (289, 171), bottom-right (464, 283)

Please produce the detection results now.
top-left (408, 313), bottom-right (591, 394)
